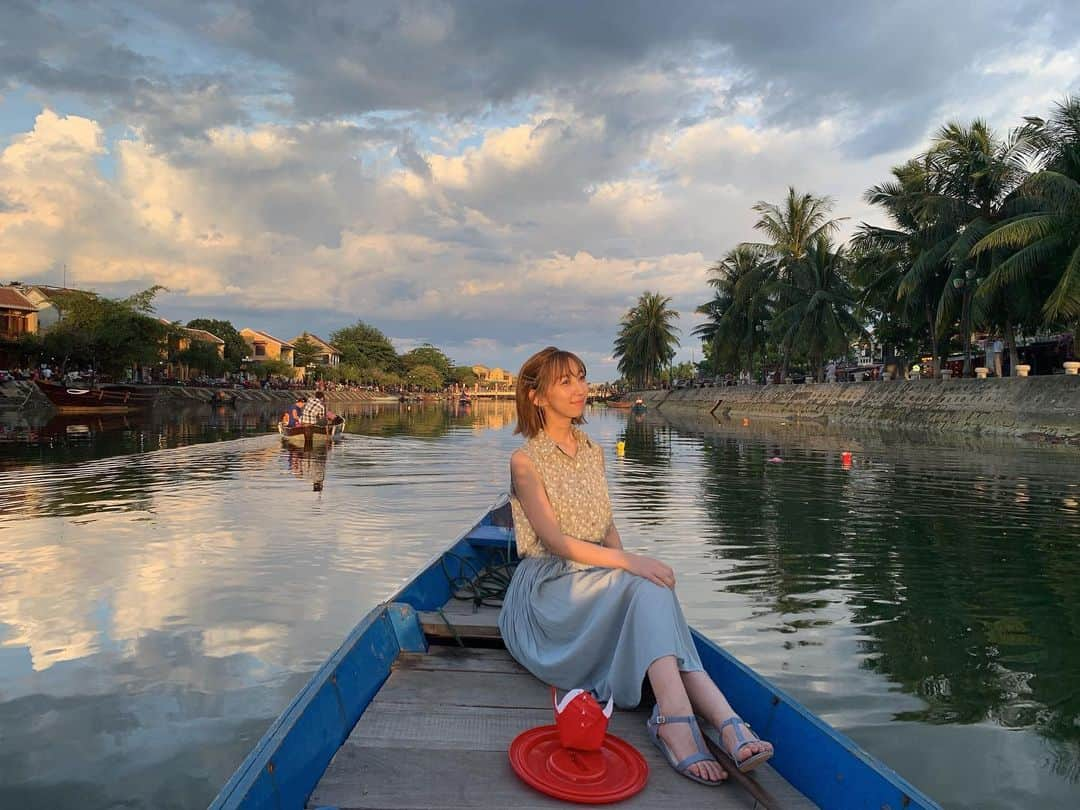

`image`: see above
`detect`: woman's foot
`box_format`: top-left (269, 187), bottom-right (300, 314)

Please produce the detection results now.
top-left (654, 716), bottom-right (726, 782)
top-left (709, 714), bottom-right (773, 772)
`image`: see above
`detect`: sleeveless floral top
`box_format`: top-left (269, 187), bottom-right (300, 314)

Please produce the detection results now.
top-left (510, 427), bottom-right (614, 557)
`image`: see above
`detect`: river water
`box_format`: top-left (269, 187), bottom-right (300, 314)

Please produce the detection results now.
top-left (0, 400), bottom-right (1078, 809)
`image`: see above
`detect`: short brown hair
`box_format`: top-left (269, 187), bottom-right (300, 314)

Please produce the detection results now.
top-left (514, 347), bottom-right (587, 437)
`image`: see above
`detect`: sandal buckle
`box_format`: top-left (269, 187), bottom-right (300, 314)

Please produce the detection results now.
top-left (656, 714), bottom-right (666, 725)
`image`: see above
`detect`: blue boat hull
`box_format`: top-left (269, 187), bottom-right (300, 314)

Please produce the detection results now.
top-left (211, 505), bottom-right (940, 810)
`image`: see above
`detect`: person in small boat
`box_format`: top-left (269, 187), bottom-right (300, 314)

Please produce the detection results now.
top-left (500, 347), bottom-right (773, 785)
top-left (282, 396), bottom-right (307, 428)
top-left (300, 390), bottom-right (327, 426)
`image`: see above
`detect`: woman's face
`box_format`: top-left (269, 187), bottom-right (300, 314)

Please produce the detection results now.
top-left (537, 361), bottom-right (588, 420)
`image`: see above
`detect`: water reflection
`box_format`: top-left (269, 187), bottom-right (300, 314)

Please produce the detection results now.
top-left (0, 401), bottom-right (1078, 808)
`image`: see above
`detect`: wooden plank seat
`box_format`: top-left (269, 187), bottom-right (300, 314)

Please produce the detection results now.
top-left (309, 601), bottom-right (817, 809)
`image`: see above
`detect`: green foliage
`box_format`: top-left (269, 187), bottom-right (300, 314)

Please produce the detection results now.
top-left (292, 335), bottom-right (321, 367)
top-left (41, 286), bottom-right (168, 376)
top-left (405, 363), bottom-right (443, 391)
top-left (401, 343), bottom-right (452, 382)
top-left (329, 321), bottom-right (399, 371)
top-left (177, 340), bottom-right (227, 376)
top-left (613, 291), bottom-right (680, 387)
top-left (450, 365), bottom-right (478, 386)
top-left (248, 358), bottom-right (295, 379)
top-left (186, 318), bottom-right (248, 370)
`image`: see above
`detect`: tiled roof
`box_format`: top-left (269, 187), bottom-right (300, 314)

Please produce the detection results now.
top-left (291, 332), bottom-right (341, 354)
top-left (243, 328), bottom-right (295, 348)
top-left (183, 327), bottom-right (225, 344)
top-left (0, 287), bottom-right (36, 311)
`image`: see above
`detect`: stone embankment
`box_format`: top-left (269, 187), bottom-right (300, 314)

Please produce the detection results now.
top-left (633, 376), bottom-right (1080, 442)
top-left (0, 381), bottom-right (400, 411)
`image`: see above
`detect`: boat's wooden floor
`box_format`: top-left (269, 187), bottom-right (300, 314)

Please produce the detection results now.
top-left (309, 600), bottom-right (817, 809)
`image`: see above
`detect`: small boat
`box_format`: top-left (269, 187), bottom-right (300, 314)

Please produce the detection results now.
top-left (35, 380), bottom-right (157, 413)
top-left (459, 394), bottom-right (472, 406)
top-left (211, 501), bottom-right (940, 810)
top-left (631, 398), bottom-right (647, 414)
top-left (277, 415), bottom-right (345, 447)
top-left (606, 395), bottom-right (633, 409)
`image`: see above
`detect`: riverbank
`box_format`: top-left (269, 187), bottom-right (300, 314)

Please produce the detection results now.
top-left (632, 376), bottom-right (1080, 443)
top-left (0, 381), bottom-right (401, 412)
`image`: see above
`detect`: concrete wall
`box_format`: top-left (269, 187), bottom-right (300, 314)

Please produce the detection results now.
top-left (633, 376), bottom-right (1080, 441)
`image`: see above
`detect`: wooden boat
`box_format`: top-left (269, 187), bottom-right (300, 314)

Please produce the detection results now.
top-left (277, 415), bottom-right (345, 447)
top-left (35, 380), bottom-right (157, 413)
top-left (606, 396), bottom-right (633, 409)
top-left (211, 502), bottom-right (940, 810)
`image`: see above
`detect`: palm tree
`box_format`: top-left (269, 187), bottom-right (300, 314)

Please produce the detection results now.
top-left (748, 188), bottom-right (847, 377)
top-left (923, 119), bottom-right (1030, 374)
top-left (771, 239), bottom-right (865, 381)
top-left (972, 96), bottom-right (1080, 356)
top-left (614, 292), bottom-right (680, 388)
top-left (854, 159), bottom-right (955, 376)
top-left (693, 245), bottom-right (773, 379)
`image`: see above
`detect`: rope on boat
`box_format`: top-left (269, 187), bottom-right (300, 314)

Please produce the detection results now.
top-left (436, 541), bottom-right (518, 647)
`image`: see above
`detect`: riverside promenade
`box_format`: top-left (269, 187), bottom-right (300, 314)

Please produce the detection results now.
top-left (633, 376), bottom-right (1080, 443)
top-left (0, 381), bottom-right (400, 412)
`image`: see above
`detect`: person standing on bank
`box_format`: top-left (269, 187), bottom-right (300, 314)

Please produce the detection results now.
top-left (499, 347), bottom-right (773, 786)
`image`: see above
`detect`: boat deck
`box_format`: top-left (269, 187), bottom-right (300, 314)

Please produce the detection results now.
top-left (309, 599), bottom-right (816, 809)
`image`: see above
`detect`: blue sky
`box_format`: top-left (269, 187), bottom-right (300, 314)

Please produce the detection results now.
top-left (1, 1), bottom-right (1078, 377)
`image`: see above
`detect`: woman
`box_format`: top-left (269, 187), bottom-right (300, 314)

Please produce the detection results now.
top-left (499, 347), bottom-right (773, 785)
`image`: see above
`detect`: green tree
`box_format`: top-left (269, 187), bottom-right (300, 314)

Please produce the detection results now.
top-left (450, 365), bottom-right (478, 386)
top-left (973, 96), bottom-right (1080, 356)
top-left (613, 291), bottom-right (680, 387)
top-left (292, 335), bottom-right (321, 368)
top-left (747, 188), bottom-right (847, 377)
top-left (249, 359), bottom-right (295, 380)
top-left (186, 319), bottom-right (248, 371)
top-left (854, 158), bottom-right (955, 376)
top-left (923, 119), bottom-right (1030, 374)
top-left (330, 321), bottom-right (400, 371)
top-left (694, 245), bottom-right (774, 379)
top-left (43, 286), bottom-right (168, 378)
top-left (772, 239), bottom-right (865, 381)
top-left (177, 340), bottom-right (227, 377)
top-left (405, 363), bottom-right (443, 391)
top-left (401, 343), bottom-right (452, 382)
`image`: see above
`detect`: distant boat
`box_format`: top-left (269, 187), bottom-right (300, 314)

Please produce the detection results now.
top-left (631, 398), bottom-right (647, 413)
top-left (210, 501), bottom-right (940, 810)
top-left (278, 415), bottom-right (345, 447)
top-left (459, 393), bottom-right (472, 406)
top-left (35, 380), bottom-right (156, 413)
top-left (606, 394), bottom-right (633, 409)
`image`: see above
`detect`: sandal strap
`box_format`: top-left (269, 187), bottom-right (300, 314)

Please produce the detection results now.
top-left (718, 716), bottom-right (759, 754)
top-left (674, 751), bottom-right (716, 772)
top-left (653, 713), bottom-right (696, 726)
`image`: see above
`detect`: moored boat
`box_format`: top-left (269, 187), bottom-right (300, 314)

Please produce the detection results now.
top-left (277, 415), bottom-right (346, 447)
top-left (35, 380), bottom-right (157, 413)
top-left (211, 501), bottom-right (940, 810)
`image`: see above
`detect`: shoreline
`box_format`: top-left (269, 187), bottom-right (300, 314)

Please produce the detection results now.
top-left (0, 381), bottom-right (402, 413)
top-left (631, 376), bottom-right (1080, 444)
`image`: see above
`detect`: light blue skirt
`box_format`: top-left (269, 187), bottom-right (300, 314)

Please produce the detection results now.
top-left (499, 555), bottom-right (704, 708)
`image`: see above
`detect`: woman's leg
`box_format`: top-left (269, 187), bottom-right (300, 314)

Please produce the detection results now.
top-left (647, 656), bottom-right (726, 782)
top-left (680, 670), bottom-right (774, 764)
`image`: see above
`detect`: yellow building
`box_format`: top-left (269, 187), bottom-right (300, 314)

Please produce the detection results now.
top-left (0, 286), bottom-right (39, 340)
top-left (240, 328), bottom-right (296, 365)
top-left (159, 320), bottom-right (226, 381)
top-left (290, 333), bottom-right (342, 367)
top-left (470, 364), bottom-right (516, 390)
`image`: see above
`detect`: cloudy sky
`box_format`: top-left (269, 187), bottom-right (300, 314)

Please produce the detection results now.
top-left (1, 1), bottom-right (1078, 377)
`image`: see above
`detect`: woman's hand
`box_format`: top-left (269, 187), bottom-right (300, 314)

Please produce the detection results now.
top-left (623, 553), bottom-right (676, 589)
